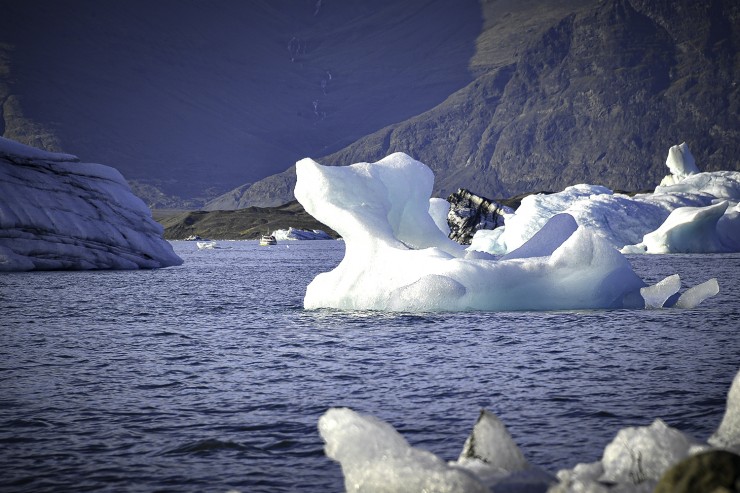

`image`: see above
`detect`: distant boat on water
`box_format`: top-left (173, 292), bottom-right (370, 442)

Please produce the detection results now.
top-left (259, 235), bottom-right (277, 246)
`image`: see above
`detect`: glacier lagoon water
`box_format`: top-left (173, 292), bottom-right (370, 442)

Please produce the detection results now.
top-left (1, 240), bottom-right (739, 492)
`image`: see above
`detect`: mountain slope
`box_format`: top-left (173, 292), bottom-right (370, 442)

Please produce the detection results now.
top-left (0, 0), bottom-right (480, 205)
top-left (224, 0), bottom-right (739, 208)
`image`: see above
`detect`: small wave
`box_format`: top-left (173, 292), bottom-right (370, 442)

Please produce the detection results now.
top-left (162, 438), bottom-right (248, 455)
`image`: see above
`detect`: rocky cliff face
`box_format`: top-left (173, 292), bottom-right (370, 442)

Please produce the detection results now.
top-left (225, 0), bottom-right (739, 208)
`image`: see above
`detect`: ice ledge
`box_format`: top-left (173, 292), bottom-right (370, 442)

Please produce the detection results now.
top-left (0, 137), bottom-right (182, 270)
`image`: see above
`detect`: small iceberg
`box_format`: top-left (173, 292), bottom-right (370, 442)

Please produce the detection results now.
top-left (196, 240), bottom-right (217, 250)
top-left (272, 227), bottom-right (333, 241)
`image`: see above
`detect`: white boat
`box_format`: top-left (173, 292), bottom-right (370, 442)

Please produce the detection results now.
top-left (259, 234), bottom-right (277, 246)
top-left (196, 240), bottom-right (217, 250)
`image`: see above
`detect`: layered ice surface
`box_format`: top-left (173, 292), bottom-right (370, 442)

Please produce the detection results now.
top-left (471, 143), bottom-right (740, 255)
top-left (319, 368), bottom-right (740, 493)
top-left (0, 137), bottom-right (182, 270)
top-left (294, 152), bottom-right (717, 312)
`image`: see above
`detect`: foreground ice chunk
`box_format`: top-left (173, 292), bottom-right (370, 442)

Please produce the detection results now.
top-left (295, 153), bottom-right (651, 312)
top-left (600, 419), bottom-right (696, 484)
top-left (457, 409), bottom-right (529, 473)
top-left (318, 408), bottom-right (488, 493)
top-left (709, 369), bottom-right (740, 451)
top-left (0, 137), bottom-right (182, 270)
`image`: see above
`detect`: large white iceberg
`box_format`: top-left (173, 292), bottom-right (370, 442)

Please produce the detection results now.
top-left (0, 137), bottom-right (182, 270)
top-left (294, 152), bottom-right (716, 312)
top-left (318, 368), bottom-right (740, 493)
top-left (470, 143), bottom-right (740, 255)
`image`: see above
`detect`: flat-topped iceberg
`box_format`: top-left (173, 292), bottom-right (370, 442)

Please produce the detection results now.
top-left (294, 152), bottom-right (716, 312)
top-left (318, 368), bottom-right (740, 493)
top-left (471, 143), bottom-right (740, 255)
top-left (0, 137), bottom-right (182, 270)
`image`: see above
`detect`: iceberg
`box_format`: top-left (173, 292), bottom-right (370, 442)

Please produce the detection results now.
top-left (318, 367), bottom-right (740, 493)
top-left (469, 143), bottom-right (740, 255)
top-left (294, 152), bottom-right (715, 312)
top-left (0, 137), bottom-right (182, 270)
top-left (271, 227), bottom-right (333, 241)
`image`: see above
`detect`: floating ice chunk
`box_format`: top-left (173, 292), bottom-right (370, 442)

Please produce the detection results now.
top-left (709, 369), bottom-right (740, 451)
top-left (457, 409), bottom-right (529, 473)
top-left (501, 213), bottom-right (578, 260)
top-left (640, 274), bottom-right (681, 309)
top-left (674, 278), bottom-right (720, 309)
top-left (636, 201), bottom-right (731, 254)
top-left (271, 227), bottom-right (332, 240)
top-left (468, 228), bottom-right (506, 255)
top-left (600, 419), bottom-right (697, 485)
top-left (318, 407), bottom-right (488, 493)
top-left (659, 142), bottom-right (699, 186)
top-left (295, 154), bottom-right (649, 311)
top-left (428, 197), bottom-right (452, 236)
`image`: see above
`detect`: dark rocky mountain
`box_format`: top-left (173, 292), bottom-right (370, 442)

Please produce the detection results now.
top-left (1, 0), bottom-right (480, 206)
top-left (218, 0), bottom-right (739, 209)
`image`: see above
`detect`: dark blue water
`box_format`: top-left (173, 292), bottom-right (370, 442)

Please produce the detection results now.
top-left (1, 241), bottom-right (739, 492)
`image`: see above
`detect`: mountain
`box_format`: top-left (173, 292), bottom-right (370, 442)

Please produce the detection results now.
top-left (0, 0), bottom-right (480, 206)
top-left (216, 0), bottom-right (739, 209)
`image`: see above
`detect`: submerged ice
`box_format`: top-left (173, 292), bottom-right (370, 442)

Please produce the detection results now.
top-left (294, 152), bottom-right (717, 312)
top-left (0, 137), bottom-right (182, 270)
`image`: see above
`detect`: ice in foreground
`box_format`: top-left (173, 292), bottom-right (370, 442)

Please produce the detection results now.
top-left (470, 143), bottom-right (740, 255)
top-left (294, 153), bottom-right (717, 312)
top-left (0, 137), bottom-right (182, 270)
top-left (318, 368), bottom-right (740, 493)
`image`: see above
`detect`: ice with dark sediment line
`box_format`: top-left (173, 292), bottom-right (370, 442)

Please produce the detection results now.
top-left (0, 136), bottom-right (182, 270)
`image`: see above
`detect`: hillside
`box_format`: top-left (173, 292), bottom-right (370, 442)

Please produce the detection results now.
top-left (0, 0), bottom-right (480, 207)
top-left (157, 201), bottom-right (336, 240)
top-left (218, 0), bottom-right (740, 208)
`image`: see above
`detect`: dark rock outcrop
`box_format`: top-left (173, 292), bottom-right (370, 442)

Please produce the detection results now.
top-left (447, 189), bottom-right (513, 245)
top-left (654, 450), bottom-right (740, 493)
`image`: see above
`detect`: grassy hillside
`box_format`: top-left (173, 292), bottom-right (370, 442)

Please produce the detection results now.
top-left (156, 201), bottom-right (337, 240)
